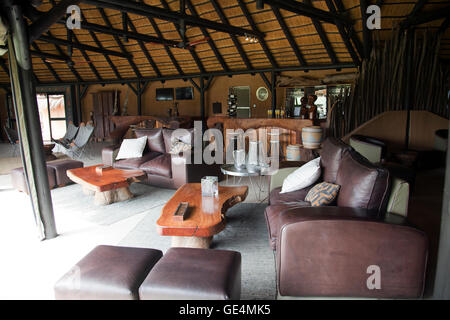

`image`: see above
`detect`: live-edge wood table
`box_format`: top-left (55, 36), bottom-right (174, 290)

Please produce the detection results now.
top-left (156, 183), bottom-right (248, 248)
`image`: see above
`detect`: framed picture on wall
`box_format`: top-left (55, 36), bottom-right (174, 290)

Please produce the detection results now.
top-left (175, 87), bottom-right (194, 100)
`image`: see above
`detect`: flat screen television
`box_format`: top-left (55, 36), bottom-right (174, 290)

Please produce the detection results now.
top-left (176, 87), bottom-right (194, 100)
top-left (156, 88), bottom-right (174, 101)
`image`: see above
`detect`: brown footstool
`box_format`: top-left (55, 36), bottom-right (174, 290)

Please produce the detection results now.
top-left (10, 166), bottom-right (56, 194)
top-left (139, 247), bottom-right (241, 300)
top-left (54, 245), bottom-right (163, 300)
top-left (47, 159), bottom-right (83, 187)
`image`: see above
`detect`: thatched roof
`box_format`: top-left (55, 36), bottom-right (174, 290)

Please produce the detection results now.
top-left (0, 0), bottom-right (449, 85)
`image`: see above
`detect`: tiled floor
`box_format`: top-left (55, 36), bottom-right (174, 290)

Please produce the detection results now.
top-left (0, 142), bottom-right (269, 299)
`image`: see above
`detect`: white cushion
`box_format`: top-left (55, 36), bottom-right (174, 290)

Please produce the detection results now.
top-left (115, 136), bottom-right (148, 160)
top-left (280, 157), bottom-right (321, 194)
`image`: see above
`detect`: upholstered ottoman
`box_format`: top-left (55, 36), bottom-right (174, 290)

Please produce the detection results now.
top-left (139, 247), bottom-right (241, 300)
top-left (46, 159), bottom-right (83, 187)
top-left (54, 245), bottom-right (163, 300)
top-left (10, 166), bottom-right (56, 194)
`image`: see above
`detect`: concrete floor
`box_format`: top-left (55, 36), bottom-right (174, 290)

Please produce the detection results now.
top-left (0, 142), bottom-right (269, 299)
top-left (0, 141), bottom-right (445, 299)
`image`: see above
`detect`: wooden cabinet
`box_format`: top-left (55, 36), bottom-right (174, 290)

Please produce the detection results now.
top-left (91, 90), bottom-right (120, 141)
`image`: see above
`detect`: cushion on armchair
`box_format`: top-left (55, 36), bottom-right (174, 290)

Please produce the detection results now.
top-left (336, 150), bottom-right (390, 213)
top-left (115, 136), bottom-right (148, 160)
top-left (305, 182), bottom-right (340, 207)
top-left (280, 157), bottom-right (321, 194)
top-left (135, 128), bottom-right (166, 153)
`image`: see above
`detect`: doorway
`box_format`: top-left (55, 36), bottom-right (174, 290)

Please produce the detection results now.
top-left (36, 93), bottom-right (67, 143)
top-left (231, 86), bottom-right (251, 118)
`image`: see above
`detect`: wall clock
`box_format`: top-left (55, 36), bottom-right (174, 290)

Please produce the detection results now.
top-left (256, 87), bottom-right (269, 101)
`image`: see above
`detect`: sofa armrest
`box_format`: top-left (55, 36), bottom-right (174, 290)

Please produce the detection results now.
top-left (276, 211), bottom-right (428, 298)
top-left (171, 153), bottom-right (222, 188)
top-left (102, 144), bottom-right (120, 167)
top-left (269, 167), bottom-right (298, 192)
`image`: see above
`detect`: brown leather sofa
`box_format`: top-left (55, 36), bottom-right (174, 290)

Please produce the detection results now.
top-left (265, 137), bottom-right (428, 299)
top-left (102, 128), bottom-right (221, 189)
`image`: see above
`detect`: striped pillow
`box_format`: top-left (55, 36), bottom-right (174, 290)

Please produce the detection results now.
top-left (305, 182), bottom-right (340, 207)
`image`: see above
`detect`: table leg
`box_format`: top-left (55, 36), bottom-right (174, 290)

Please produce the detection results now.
top-left (94, 187), bottom-right (133, 205)
top-left (171, 236), bottom-right (213, 249)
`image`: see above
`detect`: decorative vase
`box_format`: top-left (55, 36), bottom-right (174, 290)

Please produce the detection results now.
top-left (233, 149), bottom-right (246, 169)
top-left (302, 126), bottom-right (323, 149)
top-left (286, 144), bottom-right (301, 161)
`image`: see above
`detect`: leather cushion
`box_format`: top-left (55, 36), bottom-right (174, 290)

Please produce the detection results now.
top-left (11, 166), bottom-right (57, 193)
top-left (113, 151), bottom-right (161, 170)
top-left (320, 137), bottom-right (351, 183)
top-left (139, 247), bottom-right (241, 300)
top-left (46, 159), bottom-right (83, 185)
top-left (336, 150), bottom-right (390, 213)
top-left (269, 186), bottom-right (313, 205)
top-left (135, 128), bottom-right (165, 153)
top-left (54, 245), bottom-right (162, 300)
top-left (140, 153), bottom-right (172, 178)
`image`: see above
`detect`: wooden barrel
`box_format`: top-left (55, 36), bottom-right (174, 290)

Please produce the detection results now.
top-left (302, 126), bottom-right (323, 149)
top-left (286, 144), bottom-right (302, 161)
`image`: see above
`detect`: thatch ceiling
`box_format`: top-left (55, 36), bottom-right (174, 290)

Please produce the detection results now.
top-left (0, 0), bottom-right (449, 85)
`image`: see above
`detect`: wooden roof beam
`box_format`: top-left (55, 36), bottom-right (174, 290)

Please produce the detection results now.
top-left (46, 30), bottom-right (83, 82)
top-left (82, 0), bottom-right (263, 39)
top-left (237, 0), bottom-right (278, 69)
top-left (400, 5), bottom-right (450, 30)
top-left (210, 0), bottom-right (253, 71)
top-left (28, 0), bottom-right (81, 42)
top-left (31, 43), bottom-right (62, 82)
top-left (324, 0), bottom-right (361, 65)
top-left (303, 0), bottom-right (338, 65)
top-left (272, 6), bottom-right (307, 66)
top-left (159, 0), bottom-right (206, 74)
top-left (126, 17), bottom-right (162, 78)
top-left (185, 0), bottom-right (230, 73)
top-left (262, 0), bottom-right (349, 25)
top-left (146, 16), bottom-right (186, 78)
top-left (38, 35), bottom-right (132, 59)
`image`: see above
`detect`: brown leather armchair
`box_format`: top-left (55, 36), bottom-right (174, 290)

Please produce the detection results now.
top-left (102, 128), bottom-right (221, 189)
top-left (265, 137), bottom-right (428, 299)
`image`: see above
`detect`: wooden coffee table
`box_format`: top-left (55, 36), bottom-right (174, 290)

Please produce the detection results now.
top-left (67, 165), bottom-right (146, 205)
top-left (156, 183), bottom-right (248, 249)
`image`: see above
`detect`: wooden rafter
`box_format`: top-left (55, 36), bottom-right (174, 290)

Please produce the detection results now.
top-left (303, 0), bottom-right (338, 65)
top-left (324, 0), bottom-right (361, 65)
top-left (272, 6), bottom-right (306, 66)
top-left (97, 7), bottom-right (141, 80)
top-left (210, 0), bottom-right (253, 70)
top-left (185, 0), bottom-right (230, 73)
top-left (237, 0), bottom-right (278, 69)
top-left (159, 0), bottom-right (206, 74)
top-left (82, 0), bottom-right (263, 38)
top-left (31, 43), bottom-right (61, 82)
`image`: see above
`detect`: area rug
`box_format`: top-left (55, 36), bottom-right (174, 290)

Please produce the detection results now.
top-left (119, 202), bottom-right (277, 300)
top-left (51, 182), bottom-right (175, 226)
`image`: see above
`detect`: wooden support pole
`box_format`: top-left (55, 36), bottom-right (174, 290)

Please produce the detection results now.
top-left (137, 80), bottom-right (142, 116)
top-left (271, 71), bottom-right (276, 117)
top-left (4, 0), bottom-right (57, 240)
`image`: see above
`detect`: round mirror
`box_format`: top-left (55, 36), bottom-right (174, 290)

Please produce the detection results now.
top-left (256, 87), bottom-right (269, 101)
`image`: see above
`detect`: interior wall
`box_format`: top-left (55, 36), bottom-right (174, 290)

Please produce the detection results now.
top-left (80, 69), bottom-right (353, 122)
top-left (342, 110), bottom-right (449, 150)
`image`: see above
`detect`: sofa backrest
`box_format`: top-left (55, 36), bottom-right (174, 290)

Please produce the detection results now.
top-left (335, 149), bottom-right (390, 214)
top-left (320, 137), bottom-right (352, 183)
top-left (135, 128), bottom-right (166, 153)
